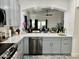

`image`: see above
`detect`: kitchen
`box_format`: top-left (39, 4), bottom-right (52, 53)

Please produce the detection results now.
top-left (0, 0), bottom-right (79, 59)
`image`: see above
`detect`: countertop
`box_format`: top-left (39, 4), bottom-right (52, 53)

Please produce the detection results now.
top-left (1, 33), bottom-right (72, 43)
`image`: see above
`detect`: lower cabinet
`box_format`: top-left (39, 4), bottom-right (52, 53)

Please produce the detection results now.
top-left (17, 39), bottom-right (24, 59)
top-left (61, 37), bottom-right (72, 55)
top-left (43, 37), bottom-right (72, 55)
top-left (17, 37), bottom-right (29, 59)
top-left (43, 37), bottom-right (61, 54)
top-left (17, 37), bottom-right (72, 58)
top-left (23, 37), bottom-right (29, 54)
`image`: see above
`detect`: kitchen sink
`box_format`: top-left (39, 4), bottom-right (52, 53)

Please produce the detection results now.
top-left (32, 30), bottom-right (41, 33)
top-left (58, 33), bottom-right (66, 36)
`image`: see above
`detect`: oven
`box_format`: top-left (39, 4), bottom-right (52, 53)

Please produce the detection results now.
top-left (0, 43), bottom-right (17, 59)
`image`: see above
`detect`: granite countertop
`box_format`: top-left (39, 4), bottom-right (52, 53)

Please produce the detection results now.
top-left (1, 33), bottom-right (72, 43)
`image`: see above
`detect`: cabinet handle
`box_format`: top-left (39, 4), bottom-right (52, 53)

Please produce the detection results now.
top-left (64, 43), bottom-right (68, 45)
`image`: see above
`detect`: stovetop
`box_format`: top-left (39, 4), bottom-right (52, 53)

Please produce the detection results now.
top-left (0, 43), bottom-right (14, 56)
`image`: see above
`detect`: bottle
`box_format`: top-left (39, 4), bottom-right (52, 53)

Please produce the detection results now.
top-left (9, 29), bottom-right (11, 37)
top-left (9, 26), bottom-right (15, 37)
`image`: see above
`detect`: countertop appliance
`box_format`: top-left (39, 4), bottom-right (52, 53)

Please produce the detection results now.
top-left (0, 43), bottom-right (17, 59)
top-left (29, 37), bottom-right (42, 55)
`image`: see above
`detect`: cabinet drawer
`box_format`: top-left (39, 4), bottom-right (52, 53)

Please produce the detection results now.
top-left (23, 37), bottom-right (29, 54)
top-left (43, 41), bottom-right (51, 53)
top-left (62, 37), bottom-right (72, 42)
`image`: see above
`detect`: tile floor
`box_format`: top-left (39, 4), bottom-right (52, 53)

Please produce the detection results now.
top-left (23, 56), bottom-right (79, 59)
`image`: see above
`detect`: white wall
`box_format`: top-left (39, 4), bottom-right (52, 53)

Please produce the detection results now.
top-left (75, 0), bottom-right (79, 7)
top-left (72, 7), bottom-right (79, 57)
top-left (64, 0), bottom-right (79, 57)
top-left (64, 0), bottom-right (75, 35)
top-left (19, 0), bottom-right (70, 10)
top-left (73, 0), bottom-right (79, 57)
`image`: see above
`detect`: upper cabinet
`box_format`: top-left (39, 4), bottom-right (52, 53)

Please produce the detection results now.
top-left (0, 0), bottom-right (21, 26)
top-left (9, 0), bottom-right (21, 26)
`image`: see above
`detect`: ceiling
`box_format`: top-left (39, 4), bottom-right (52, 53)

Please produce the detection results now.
top-left (19, 0), bottom-right (71, 10)
top-left (22, 7), bottom-right (64, 17)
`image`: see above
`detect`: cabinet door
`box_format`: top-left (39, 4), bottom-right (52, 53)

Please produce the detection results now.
top-left (17, 40), bottom-right (23, 59)
top-left (43, 37), bottom-right (61, 54)
top-left (50, 37), bottom-right (61, 54)
top-left (61, 37), bottom-right (72, 54)
top-left (43, 38), bottom-right (51, 54)
top-left (23, 37), bottom-right (29, 54)
top-left (9, 0), bottom-right (20, 26)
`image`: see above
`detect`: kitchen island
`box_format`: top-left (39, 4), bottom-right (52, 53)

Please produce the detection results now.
top-left (1, 33), bottom-right (72, 59)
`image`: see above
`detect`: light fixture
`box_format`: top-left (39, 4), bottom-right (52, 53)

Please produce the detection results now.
top-left (46, 9), bottom-right (52, 16)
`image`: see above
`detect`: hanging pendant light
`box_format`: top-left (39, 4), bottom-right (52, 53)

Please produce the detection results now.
top-left (46, 9), bottom-right (52, 16)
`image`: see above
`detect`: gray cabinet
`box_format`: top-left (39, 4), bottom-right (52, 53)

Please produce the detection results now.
top-left (17, 37), bottom-right (29, 59)
top-left (43, 37), bottom-right (72, 55)
top-left (17, 39), bottom-right (23, 59)
top-left (17, 37), bottom-right (72, 57)
top-left (43, 37), bottom-right (61, 54)
top-left (23, 37), bottom-right (29, 54)
top-left (61, 37), bottom-right (72, 54)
